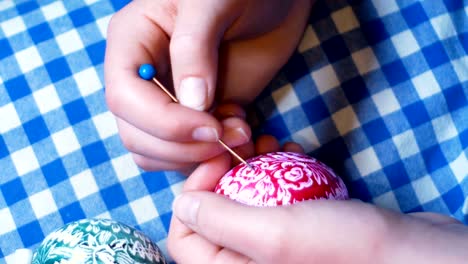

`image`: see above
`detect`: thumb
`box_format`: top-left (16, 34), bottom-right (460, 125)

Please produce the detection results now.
top-left (170, 0), bottom-right (240, 111)
top-left (172, 191), bottom-right (293, 262)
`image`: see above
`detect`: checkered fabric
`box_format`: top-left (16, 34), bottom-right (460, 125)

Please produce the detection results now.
top-left (0, 0), bottom-right (467, 263)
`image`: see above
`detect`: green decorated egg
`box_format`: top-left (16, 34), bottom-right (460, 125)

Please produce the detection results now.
top-left (31, 218), bottom-right (167, 264)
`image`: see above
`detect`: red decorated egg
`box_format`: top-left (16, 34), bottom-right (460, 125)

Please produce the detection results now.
top-left (214, 152), bottom-right (349, 206)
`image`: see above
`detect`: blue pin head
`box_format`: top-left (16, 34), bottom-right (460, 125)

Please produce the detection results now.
top-left (138, 64), bottom-right (157, 80)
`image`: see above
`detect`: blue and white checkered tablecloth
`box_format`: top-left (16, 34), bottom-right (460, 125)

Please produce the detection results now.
top-left (0, 0), bottom-right (467, 263)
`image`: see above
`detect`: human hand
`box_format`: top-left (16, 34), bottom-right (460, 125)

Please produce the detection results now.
top-left (104, 0), bottom-right (313, 173)
top-left (168, 137), bottom-right (468, 264)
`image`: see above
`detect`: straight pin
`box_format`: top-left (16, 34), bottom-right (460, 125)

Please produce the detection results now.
top-left (139, 64), bottom-right (254, 169)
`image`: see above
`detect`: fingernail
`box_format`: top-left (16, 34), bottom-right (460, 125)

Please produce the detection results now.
top-left (179, 77), bottom-right (207, 111)
top-left (192, 126), bottom-right (219, 142)
top-left (173, 194), bottom-right (200, 226)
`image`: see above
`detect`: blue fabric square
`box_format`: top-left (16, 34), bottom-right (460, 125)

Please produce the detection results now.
top-left (341, 76), bottom-right (370, 104)
top-left (0, 136), bottom-right (8, 159)
top-left (42, 159), bottom-right (68, 186)
top-left (321, 35), bottom-right (350, 63)
top-left (18, 221), bottom-right (44, 247)
top-left (45, 57), bottom-right (72, 82)
top-left (63, 99), bottom-right (91, 125)
top-left (82, 141), bottom-right (110, 167)
top-left (422, 42), bottom-right (450, 68)
top-left (23, 117), bottom-right (49, 144)
top-left (381, 60), bottom-right (410, 86)
top-left (443, 0), bottom-right (465, 11)
top-left (69, 7), bottom-right (95, 28)
top-left (385, 162), bottom-right (411, 189)
top-left (422, 145), bottom-right (448, 173)
top-left (444, 84), bottom-right (467, 112)
top-left (143, 172), bottom-right (170, 193)
top-left (0, 39), bottom-right (13, 60)
top-left (314, 137), bottom-right (350, 175)
top-left (16, 1), bottom-right (39, 14)
top-left (460, 32), bottom-right (468, 54)
top-left (60, 201), bottom-right (86, 223)
top-left (100, 184), bottom-right (128, 210)
top-left (1, 178), bottom-right (27, 205)
top-left (86, 40), bottom-right (106, 65)
top-left (302, 96), bottom-right (330, 124)
top-left (261, 115), bottom-right (290, 140)
top-left (461, 129), bottom-right (468, 149)
top-left (29, 23), bottom-right (54, 44)
top-left (403, 101), bottom-right (431, 127)
top-left (283, 53), bottom-right (310, 82)
top-left (110, 0), bottom-right (132, 11)
top-left (363, 118), bottom-right (391, 144)
top-left (159, 212), bottom-right (172, 233)
top-left (442, 186), bottom-right (465, 213)
top-left (402, 2), bottom-right (429, 27)
top-left (361, 19), bottom-right (389, 45)
top-left (349, 178), bottom-right (372, 201)
top-left (4, 75), bottom-right (31, 101)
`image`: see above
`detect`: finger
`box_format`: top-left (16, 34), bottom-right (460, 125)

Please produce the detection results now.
top-left (282, 142), bottom-right (305, 153)
top-left (173, 193), bottom-right (390, 264)
top-left (184, 152), bottom-right (232, 192)
top-left (170, 0), bottom-right (242, 111)
top-left (105, 2), bottom-right (222, 143)
top-left (131, 153), bottom-right (195, 173)
top-left (213, 103), bottom-right (247, 120)
top-left (116, 117), bottom-right (250, 163)
top-left (254, 135), bottom-right (281, 154)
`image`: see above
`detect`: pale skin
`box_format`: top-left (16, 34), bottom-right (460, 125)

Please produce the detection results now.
top-left (105, 1), bottom-right (468, 263)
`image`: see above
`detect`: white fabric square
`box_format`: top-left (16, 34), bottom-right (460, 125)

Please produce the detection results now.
top-left (0, 103), bottom-right (21, 133)
top-left (351, 47), bottom-right (380, 75)
top-left (70, 169), bottom-right (99, 199)
top-left (272, 83), bottom-right (300, 113)
top-left (312, 65), bottom-right (340, 94)
top-left (52, 127), bottom-right (80, 156)
top-left (372, 89), bottom-right (400, 116)
top-left (372, 0), bottom-right (399, 16)
top-left (0, 208), bottom-right (16, 235)
top-left (96, 15), bottom-right (112, 38)
top-left (41, 1), bottom-right (66, 21)
top-left (392, 130), bottom-right (420, 159)
top-left (74, 67), bottom-right (102, 96)
top-left (292, 127), bottom-right (320, 153)
top-left (130, 196), bottom-right (159, 224)
top-left (0, 1), bottom-right (13, 12)
top-left (332, 7), bottom-right (360, 33)
top-left (56, 30), bottom-right (84, 55)
top-left (412, 71), bottom-right (442, 99)
top-left (432, 114), bottom-right (458, 143)
top-left (412, 175), bottom-right (440, 204)
top-left (170, 181), bottom-right (185, 197)
top-left (33, 85), bottom-right (62, 114)
top-left (352, 147), bottom-right (382, 176)
top-left (391, 30), bottom-right (420, 58)
top-left (112, 154), bottom-right (141, 182)
top-left (15, 46), bottom-right (43, 73)
top-left (1, 17), bottom-right (26, 37)
top-left (450, 153), bottom-right (468, 183)
top-left (29, 189), bottom-right (58, 219)
top-left (84, 0), bottom-right (100, 4)
top-left (93, 111), bottom-right (118, 139)
top-left (431, 13), bottom-right (457, 40)
top-left (11, 146), bottom-right (39, 176)
top-left (298, 26), bottom-right (320, 52)
top-left (373, 191), bottom-right (401, 211)
top-left (452, 56), bottom-right (468, 82)
top-left (332, 106), bottom-right (360, 135)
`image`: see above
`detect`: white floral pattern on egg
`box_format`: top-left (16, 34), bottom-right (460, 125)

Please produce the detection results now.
top-left (215, 152), bottom-right (349, 206)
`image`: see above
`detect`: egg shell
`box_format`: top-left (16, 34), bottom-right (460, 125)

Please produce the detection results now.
top-left (215, 152), bottom-right (349, 206)
top-left (31, 218), bottom-right (167, 264)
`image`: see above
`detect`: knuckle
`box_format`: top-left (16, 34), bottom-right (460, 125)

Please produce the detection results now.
top-left (131, 154), bottom-right (154, 171)
top-left (261, 211), bottom-right (294, 262)
top-left (120, 133), bottom-right (138, 153)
